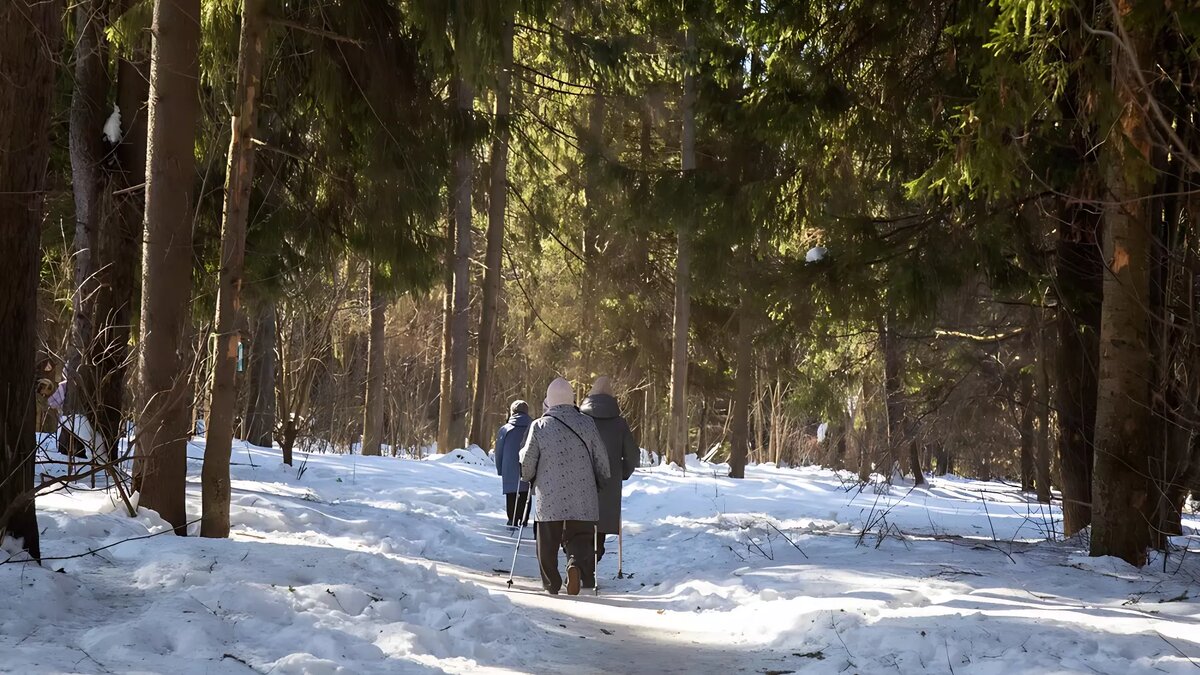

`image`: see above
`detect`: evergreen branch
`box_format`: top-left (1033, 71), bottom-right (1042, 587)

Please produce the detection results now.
top-left (268, 18), bottom-right (364, 47)
top-left (516, 63), bottom-right (596, 92)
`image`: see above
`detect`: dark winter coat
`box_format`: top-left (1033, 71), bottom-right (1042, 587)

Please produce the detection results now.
top-left (581, 394), bottom-right (639, 533)
top-left (519, 405), bottom-right (611, 522)
top-left (494, 412), bottom-right (532, 494)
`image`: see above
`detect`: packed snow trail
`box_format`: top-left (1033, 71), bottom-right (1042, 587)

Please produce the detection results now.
top-left (2, 440), bottom-right (1199, 674)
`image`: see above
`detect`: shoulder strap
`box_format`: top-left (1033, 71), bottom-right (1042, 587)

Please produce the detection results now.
top-left (544, 414), bottom-right (595, 463)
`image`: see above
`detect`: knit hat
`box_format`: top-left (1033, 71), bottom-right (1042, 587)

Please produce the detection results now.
top-left (510, 400), bottom-right (529, 416)
top-left (544, 377), bottom-right (575, 408)
top-left (590, 376), bottom-right (614, 396)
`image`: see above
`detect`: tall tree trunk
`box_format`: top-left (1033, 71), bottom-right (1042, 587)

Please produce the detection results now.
top-left (1055, 201), bottom-right (1102, 535)
top-left (436, 209), bottom-right (455, 453)
top-left (667, 27), bottom-right (696, 469)
top-left (447, 75), bottom-right (473, 451)
top-left (581, 92), bottom-right (606, 379)
top-left (1035, 310), bottom-right (1053, 504)
top-left (728, 301), bottom-right (754, 479)
top-left (92, 17), bottom-right (151, 463)
top-left (137, 0), bottom-right (202, 535)
top-left (1090, 0), bottom-right (1155, 566)
top-left (881, 317), bottom-right (905, 478)
top-left (201, 0), bottom-right (268, 538)
top-left (362, 270), bottom-right (386, 456)
top-left (907, 440), bottom-right (925, 486)
top-left (468, 17), bottom-right (513, 448)
top-left (1019, 371), bottom-right (1035, 492)
top-left (0, 0), bottom-right (60, 559)
top-left (67, 0), bottom-right (110, 430)
top-left (244, 298), bottom-right (276, 448)
top-left (858, 379), bottom-right (875, 481)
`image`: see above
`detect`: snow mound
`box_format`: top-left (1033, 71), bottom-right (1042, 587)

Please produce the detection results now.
top-left (430, 446), bottom-right (491, 466)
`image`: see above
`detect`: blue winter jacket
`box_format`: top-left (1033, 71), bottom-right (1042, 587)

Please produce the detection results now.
top-left (495, 412), bottom-right (532, 494)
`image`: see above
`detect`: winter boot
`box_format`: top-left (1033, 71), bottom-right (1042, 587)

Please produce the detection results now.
top-left (566, 562), bottom-right (581, 596)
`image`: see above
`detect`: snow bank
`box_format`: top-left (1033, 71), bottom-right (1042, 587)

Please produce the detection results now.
top-left (4, 440), bottom-right (1197, 674)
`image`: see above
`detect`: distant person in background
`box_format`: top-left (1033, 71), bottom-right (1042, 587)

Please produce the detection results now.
top-left (520, 377), bottom-right (610, 595)
top-left (494, 400), bottom-right (533, 530)
top-left (581, 376), bottom-right (639, 569)
top-left (47, 378), bottom-right (65, 414)
top-left (35, 373), bottom-right (57, 434)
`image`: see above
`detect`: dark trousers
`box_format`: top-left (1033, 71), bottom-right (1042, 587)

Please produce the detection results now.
top-left (536, 520), bottom-right (595, 593)
top-left (505, 492), bottom-right (532, 527)
top-left (595, 532), bottom-right (608, 562)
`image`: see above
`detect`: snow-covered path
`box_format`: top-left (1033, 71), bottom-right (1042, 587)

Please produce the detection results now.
top-left (3, 441), bottom-right (1199, 674)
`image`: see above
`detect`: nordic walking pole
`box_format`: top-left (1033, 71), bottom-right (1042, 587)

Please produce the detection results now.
top-left (617, 523), bottom-right (624, 578)
top-left (506, 519), bottom-right (526, 589)
top-left (594, 524), bottom-right (600, 596)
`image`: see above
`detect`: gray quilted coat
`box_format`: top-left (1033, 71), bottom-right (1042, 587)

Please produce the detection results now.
top-left (519, 405), bottom-right (611, 523)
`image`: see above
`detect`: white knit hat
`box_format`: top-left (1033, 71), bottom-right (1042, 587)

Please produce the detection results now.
top-left (544, 377), bottom-right (575, 408)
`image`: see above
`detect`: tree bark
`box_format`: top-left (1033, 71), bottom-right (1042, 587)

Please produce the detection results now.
top-left (447, 74), bottom-right (473, 451)
top-left (468, 17), bottom-right (513, 448)
top-left (201, 0), bottom-right (268, 538)
top-left (436, 206), bottom-right (455, 453)
top-left (1055, 205), bottom-right (1102, 535)
top-left (1090, 0), bottom-right (1155, 566)
top-left (67, 0), bottom-right (110, 429)
top-left (91, 18), bottom-right (151, 464)
top-left (137, 0), bottom-right (203, 535)
top-left (0, 0), bottom-right (60, 559)
top-left (1035, 310), bottom-right (1053, 504)
top-left (881, 317), bottom-right (905, 478)
top-left (244, 298), bottom-right (276, 448)
top-left (667, 26), bottom-right (696, 469)
top-left (907, 440), bottom-right (925, 486)
top-left (728, 301), bottom-right (754, 479)
top-left (362, 270), bottom-right (386, 456)
top-left (1019, 372), bottom-right (1035, 492)
top-left (581, 92), bottom-right (606, 379)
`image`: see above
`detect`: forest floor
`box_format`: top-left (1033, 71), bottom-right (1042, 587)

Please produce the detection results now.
top-left (3, 439), bottom-right (1200, 674)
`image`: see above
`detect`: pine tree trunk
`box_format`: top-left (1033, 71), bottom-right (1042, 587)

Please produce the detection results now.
top-left (137, 0), bottom-right (202, 535)
top-left (1035, 311), bottom-right (1053, 504)
top-left (468, 18), bottom-right (513, 448)
top-left (362, 271), bottom-right (386, 456)
top-left (67, 0), bottom-right (110, 429)
top-left (581, 92), bottom-right (606, 379)
top-left (1090, 0), bottom-right (1154, 566)
top-left (436, 210), bottom-right (455, 453)
top-left (1055, 205), bottom-right (1102, 535)
top-left (881, 318), bottom-right (905, 477)
top-left (667, 27), bottom-right (696, 469)
top-left (201, 0), bottom-right (268, 538)
top-left (448, 75), bottom-right (474, 451)
top-left (728, 301), bottom-right (754, 479)
top-left (92, 23), bottom-right (150, 463)
top-left (244, 298), bottom-right (276, 449)
top-left (1019, 372), bottom-right (1035, 492)
top-left (0, 0), bottom-right (59, 559)
top-left (907, 440), bottom-right (925, 486)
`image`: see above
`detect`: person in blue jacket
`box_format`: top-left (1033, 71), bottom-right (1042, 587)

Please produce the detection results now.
top-left (495, 400), bottom-right (533, 529)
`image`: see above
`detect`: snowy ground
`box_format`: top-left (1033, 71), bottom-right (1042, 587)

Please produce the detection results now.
top-left (3, 440), bottom-right (1199, 674)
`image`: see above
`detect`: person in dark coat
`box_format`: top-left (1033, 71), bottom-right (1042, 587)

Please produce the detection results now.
top-left (520, 378), bottom-right (610, 595)
top-left (580, 376), bottom-right (639, 567)
top-left (494, 400), bottom-right (533, 529)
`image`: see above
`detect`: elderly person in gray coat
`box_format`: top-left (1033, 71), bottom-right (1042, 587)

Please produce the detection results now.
top-left (520, 377), bottom-right (611, 595)
top-left (580, 376), bottom-right (639, 567)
